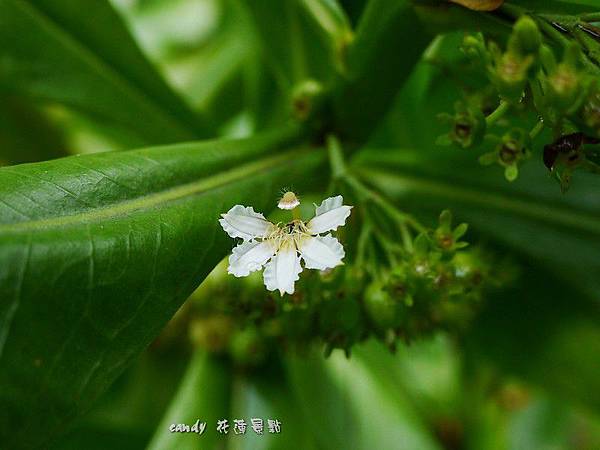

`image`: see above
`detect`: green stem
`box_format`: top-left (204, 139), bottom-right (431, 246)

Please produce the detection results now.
top-left (581, 13), bottom-right (600, 23)
top-left (356, 220), bottom-right (372, 268)
top-left (357, 166), bottom-right (600, 236)
top-left (528, 79), bottom-right (554, 127)
top-left (536, 17), bottom-right (573, 48)
top-left (529, 120), bottom-right (545, 140)
top-left (374, 233), bottom-right (398, 267)
top-left (345, 174), bottom-right (426, 233)
top-left (485, 101), bottom-right (510, 126)
top-left (399, 222), bottom-right (413, 253)
top-left (326, 134), bottom-right (347, 180)
top-left (498, 3), bottom-right (525, 20)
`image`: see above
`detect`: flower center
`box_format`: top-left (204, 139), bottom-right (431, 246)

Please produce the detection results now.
top-left (265, 220), bottom-right (311, 251)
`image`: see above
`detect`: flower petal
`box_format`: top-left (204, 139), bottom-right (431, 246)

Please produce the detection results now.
top-left (219, 205), bottom-right (273, 240)
top-left (263, 242), bottom-right (302, 295)
top-left (299, 234), bottom-right (345, 270)
top-left (307, 195), bottom-right (352, 234)
top-left (228, 240), bottom-right (276, 277)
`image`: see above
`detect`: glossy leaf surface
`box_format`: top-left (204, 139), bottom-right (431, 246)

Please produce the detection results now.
top-left (0, 126), bottom-right (325, 448)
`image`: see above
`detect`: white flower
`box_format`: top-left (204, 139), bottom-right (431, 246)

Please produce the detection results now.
top-left (219, 195), bottom-right (352, 295)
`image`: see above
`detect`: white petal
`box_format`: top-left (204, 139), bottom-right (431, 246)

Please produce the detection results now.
top-left (315, 195), bottom-right (343, 215)
top-left (307, 195), bottom-right (352, 234)
top-left (299, 234), bottom-right (345, 270)
top-left (228, 240), bottom-right (276, 277)
top-left (219, 205), bottom-right (273, 240)
top-left (263, 242), bottom-right (302, 296)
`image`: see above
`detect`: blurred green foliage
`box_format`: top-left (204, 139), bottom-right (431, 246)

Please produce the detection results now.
top-left (0, 0), bottom-right (599, 449)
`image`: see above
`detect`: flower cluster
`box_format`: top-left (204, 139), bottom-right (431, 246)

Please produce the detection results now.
top-left (437, 15), bottom-right (600, 189)
top-left (161, 186), bottom-right (513, 366)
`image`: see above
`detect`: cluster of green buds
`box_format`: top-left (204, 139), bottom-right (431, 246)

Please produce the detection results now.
top-left (462, 16), bottom-right (541, 104)
top-left (175, 182), bottom-right (512, 366)
top-left (437, 13), bottom-right (600, 190)
top-left (361, 210), bottom-right (506, 351)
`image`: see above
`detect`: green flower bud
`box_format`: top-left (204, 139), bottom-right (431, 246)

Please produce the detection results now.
top-left (291, 79), bottom-right (325, 121)
top-left (580, 85), bottom-right (600, 138)
top-left (433, 210), bottom-right (469, 252)
top-left (189, 315), bottom-right (234, 353)
top-left (545, 44), bottom-right (590, 115)
top-left (479, 129), bottom-right (531, 181)
top-left (462, 34), bottom-right (488, 62)
top-left (364, 280), bottom-right (397, 329)
top-left (229, 326), bottom-right (267, 368)
top-left (388, 265), bottom-right (415, 306)
top-left (438, 102), bottom-right (486, 148)
top-left (510, 16), bottom-right (541, 56)
top-left (492, 52), bottom-right (533, 102)
top-left (451, 251), bottom-right (485, 288)
top-left (547, 66), bottom-right (582, 113)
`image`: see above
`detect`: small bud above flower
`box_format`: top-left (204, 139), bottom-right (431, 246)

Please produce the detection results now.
top-left (278, 191), bottom-right (300, 210)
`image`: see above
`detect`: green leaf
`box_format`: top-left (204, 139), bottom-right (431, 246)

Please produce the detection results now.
top-left (0, 124), bottom-right (326, 449)
top-left (464, 269), bottom-right (600, 412)
top-left (146, 351), bottom-right (232, 450)
top-left (478, 152), bottom-right (498, 166)
top-left (333, 0), bottom-right (431, 143)
top-left (355, 336), bottom-right (462, 422)
top-left (0, 94), bottom-right (69, 165)
top-left (285, 351), bottom-right (443, 450)
top-left (178, 0), bottom-right (259, 123)
top-left (241, 0), bottom-right (340, 90)
top-left (301, 0), bottom-right (352, 45)
top-left (228, 366), bottom-right (319, 450)
top-left (504, 0), bottom-right (600, 14)
top-left (49, 351), bottom-right (188, 449)
top-left (453, 222), bottom-right (468, 239)
top-left (338, 0), bottom-right (368, 25)
top-left (0, 0), bottom-right (209, 144)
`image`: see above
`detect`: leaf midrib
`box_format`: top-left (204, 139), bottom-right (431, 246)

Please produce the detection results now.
top-left (0, 148), bottom-right (318, 233)
top-left (358, 167), bottom-right (600, 236)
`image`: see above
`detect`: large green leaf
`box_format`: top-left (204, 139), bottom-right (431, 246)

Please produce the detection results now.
top-left (0, 124), bottom-right (325, 449)
top-left (49, 350), bottom-right (188, 450)
top-left (146, 351), bottom-right (232, 450)
top-left (285, 351), bottom-right (443, 450)
top-left (333, 0), bottom-right (431, 143)
top-left (0, 0), bottom-right (209, 145)
top-left (228, 363), bottom-right (319, 450)
top-left (241, 0), bottom-right (342, 91)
